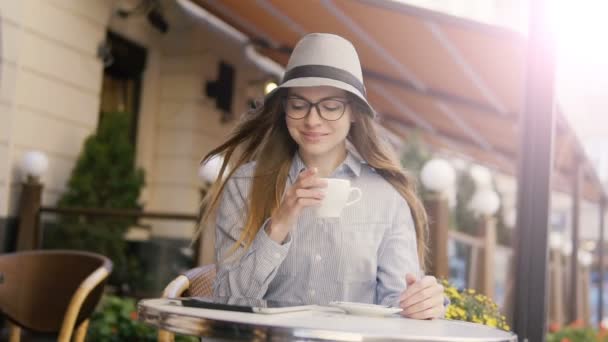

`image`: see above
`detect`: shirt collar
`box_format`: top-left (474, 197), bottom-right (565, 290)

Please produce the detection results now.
top-left (288, 143), bottom-right (365, 183)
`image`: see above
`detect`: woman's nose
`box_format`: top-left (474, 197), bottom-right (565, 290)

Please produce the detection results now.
top-left (304, 106), bottom-right (323, 126)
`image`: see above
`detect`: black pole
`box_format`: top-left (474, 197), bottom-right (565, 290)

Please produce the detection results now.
top-left (599, 196), bottom-right (606, 326)
top-left (512, 0), bottom-right (556, 340)
top-left (569, 163), bottom-right (582, 323)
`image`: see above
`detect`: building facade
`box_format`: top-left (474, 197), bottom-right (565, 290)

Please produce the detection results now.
top-left (0, 0), bottom-right (269, 249)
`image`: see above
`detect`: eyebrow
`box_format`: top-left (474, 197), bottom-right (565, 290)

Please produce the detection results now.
top-left (287, 94), bottom-right (348, 102)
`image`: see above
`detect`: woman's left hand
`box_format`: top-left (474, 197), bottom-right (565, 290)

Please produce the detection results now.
top-left (399, 273), bottom-right (445, 319)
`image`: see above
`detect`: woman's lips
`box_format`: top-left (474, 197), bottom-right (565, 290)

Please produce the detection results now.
top-left (301, 131), bottom-right (327, 142)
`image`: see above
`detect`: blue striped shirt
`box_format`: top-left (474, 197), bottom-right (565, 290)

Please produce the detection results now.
top-left (213, 147), bottom-right (420, 307)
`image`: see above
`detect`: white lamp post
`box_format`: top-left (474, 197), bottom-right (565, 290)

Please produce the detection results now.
top-left (470, 164), bottom-right (493, 189)
top-left (468, 179), bottom-right (500, 298)
top-left (469, 188), bottom-right (501, 217)
top-left (549, 231), bottom-right (565, 324)
top-left (419, 158), bottom-right (455, 278)
top-left (504, 207), bottom-right (517, 228)
top-left (420, 158), bottom-right (455, 195)
top-left (578, 249), bottom-right (594, 324)
top-left (20, 151), bottom-right (49, 182)
top-left (17, 150), bottom-right (49, 250)
top-left (549, 231), bottom-right (564, 250)
top-left (578, 250), bottom-right (593, 267)
top-left (198, 155), bottom-right (225, 184)
top-left (582, 240), bottom-right (597, 252)
top-left (562, 241), bottom-right (573, 257)
top-left (264, 81), bottom-right (278, 95)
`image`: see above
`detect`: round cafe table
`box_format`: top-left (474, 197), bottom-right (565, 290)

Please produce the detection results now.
top-left (139, 298), bottom-right (517, 341)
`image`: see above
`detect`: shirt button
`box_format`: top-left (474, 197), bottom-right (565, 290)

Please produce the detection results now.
top-left (273, 252), bottom-right (281, 259)
top-left (315, 254), bottom-right (322, 261)
top-left (309, 289), bottom-right (316, 296)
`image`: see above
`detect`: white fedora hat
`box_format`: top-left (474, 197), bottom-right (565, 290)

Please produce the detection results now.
top-left (268, 33), bottom-right (375, 118)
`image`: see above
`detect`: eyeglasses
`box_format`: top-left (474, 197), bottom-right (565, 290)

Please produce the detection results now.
top-left (282, 96), bottom-right (350, 121)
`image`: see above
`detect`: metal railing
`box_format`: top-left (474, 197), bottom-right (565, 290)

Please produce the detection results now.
top-left (39, 206), bottom-right (198, 221)
top-left (32, 204), bottom-right (201, 298)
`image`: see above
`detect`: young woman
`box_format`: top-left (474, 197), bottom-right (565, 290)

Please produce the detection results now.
top-left (200, 33), bottom-right (446, 319)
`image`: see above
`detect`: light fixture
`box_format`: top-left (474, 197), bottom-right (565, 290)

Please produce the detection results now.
top-left (147, 5), bottom-right (169, 34)
top-left (562, 241), bottom-right (573, 256)
top-left (115, 0), bottom-right (169, 34)
top-left (20, 151), bottom-right (49, 180)
top-left (206, 62), bottom-right (235, 121)
top-left (96, 41), bottom-right (114, 67)
top-left (469, 164), bottom-right (493, 188)
top-left (504, 207), bottom-right (517, 228)
top-left (420, 158), bottom-right (455, 194)
top-left (469, 188), bottom-right (500, 217)
top-left (549, 231), bottom-right (563, 250)
top-left (264, 81), bottom-right (278, 95)
top-left (578, 250), bottom-right (593, 267)
top-left (582, 240), bottom-right (597, 252)
top-left (198, 155), bottom-right (225, 184)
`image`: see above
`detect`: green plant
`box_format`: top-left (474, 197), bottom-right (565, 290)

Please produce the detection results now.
top-left (452, 170), bottom-right (478, 235)
top-left (547, 327), bottom-right (597, 342)
top-left (493, 187), bottom-right (512, 246)
top-left (88, 295), bottom-right (198, 342)
top-left (59, 111), bottom-right (144, 208)
top-left (43, 111), bottom-right (146, 291)
top-left (441, 279), bottom-right (510, 331)
top-left (400, 131), bottom-right (431, 199)
top-left (546, 320), bottom-right (608, 342)
top-left (451, 167), bottom-right (512, 246)
top-left (400, 131), bottom-right (431, 177)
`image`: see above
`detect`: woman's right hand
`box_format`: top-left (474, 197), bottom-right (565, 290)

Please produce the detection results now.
top-left (266, 167), bottom-right (327, 243)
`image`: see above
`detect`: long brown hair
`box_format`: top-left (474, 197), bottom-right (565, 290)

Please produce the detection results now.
top-left (198, 89), bottom-right (429, 269)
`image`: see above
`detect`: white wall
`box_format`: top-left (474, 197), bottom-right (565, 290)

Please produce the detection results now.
top-left (0, 0), bottom-right (267, 242)
top-left (108, 1), bottom-right (265, 238)
top-left (0, 1), bottom-right (24, 218)
top-left (108, 0), bottom-right (164, 224)
top-left (142, 2), bottom-right (262, 238)
top-left (0, 0), bottom-right (113, 217)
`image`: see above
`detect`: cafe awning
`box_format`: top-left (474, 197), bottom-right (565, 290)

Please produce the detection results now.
top-left (193, 0), bottom-right (603, 201)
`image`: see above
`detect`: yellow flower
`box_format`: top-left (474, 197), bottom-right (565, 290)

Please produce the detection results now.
top-left (445, 287), bottom-right (459, 297)
top-left (441, 281), bottom-right (508, 331)
top-left (486, 318), bottom-right (497, 327)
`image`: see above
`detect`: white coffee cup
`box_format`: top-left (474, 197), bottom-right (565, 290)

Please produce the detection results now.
top-left (315, 178), bottom-right (362, 218)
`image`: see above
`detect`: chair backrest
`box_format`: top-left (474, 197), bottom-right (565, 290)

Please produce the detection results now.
top-left (183, 264), bottom-right (216, 297)
top-left (158, 264), bottom-right (216, 342)
top-left (0, 250), bottom-right (112, 334)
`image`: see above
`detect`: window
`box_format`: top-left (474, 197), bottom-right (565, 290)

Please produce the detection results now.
top-left (98, 31), bottom-right (148, 147)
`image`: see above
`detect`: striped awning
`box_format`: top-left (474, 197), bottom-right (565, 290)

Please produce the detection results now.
top-left (194, 0), bottom-right (602, 201)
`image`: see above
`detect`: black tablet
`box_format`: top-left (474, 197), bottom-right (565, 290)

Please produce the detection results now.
top-left (181, 297), bottom-right (315, 314)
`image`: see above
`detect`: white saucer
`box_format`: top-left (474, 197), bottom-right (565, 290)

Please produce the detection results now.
top-left (328, 301), bottom-right (403, 316)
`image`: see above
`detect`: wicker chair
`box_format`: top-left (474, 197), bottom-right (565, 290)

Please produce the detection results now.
top-left (0, 250), bottom-right (112, 342)
top-left (158, 264), bottom-right (216, 342)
